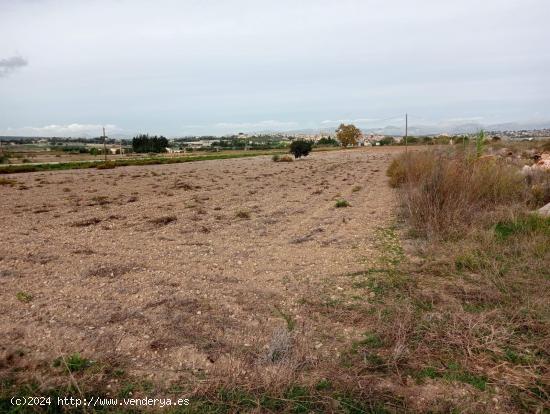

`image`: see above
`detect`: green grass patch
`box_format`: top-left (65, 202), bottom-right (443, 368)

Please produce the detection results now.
top-left (53, 353), bottom-right (93, 372)
top-left (0, 151), bottom-right (287, 174)
top-left (274, 306), bottom-right (296, 331)
top-left (494, 215), bottom-right (550, 240)
top-left (335, 199), bottom-right (350, 208)
top-left (443, 363), bottom-right (488, 391)
top-left (358, 332), bottom-right (384, 348)
top-left (414, 363), bottom-right (487, 390)
top-left (15, 292), bottom-right (33, 303)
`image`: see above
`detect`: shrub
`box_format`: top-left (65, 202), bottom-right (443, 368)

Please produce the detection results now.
top-left (378, 136), bottom-right (395, 146)
top-left (96, 161), bottom-right (116, 169)
top-left (272, 154), bottom-right (280, 162)
top-left (235, 210), bottom-right (251, 219)
top-left (16, 291), bottom-right (33, 303)
top-left (273, 154), bottom-right (293, 162)
top-left (316, 137), bottom-right (339, 147)
top-left (475, 130), bottom-right (486, 158)
top-left (388, 150), bottom-right (525, 237)
top-left (335, 199), bottom-right (350, 208)
top-left (289, 140), bottom-right (313, 159)
top-left (53, 353), bottom-right (93, 372)
top-left (148, 215), bottom-right (177, 226)
top-left (0, 178), bottom-right (17, 186)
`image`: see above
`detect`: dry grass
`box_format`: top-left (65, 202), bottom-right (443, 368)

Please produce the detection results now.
top-left (273, 154), bottom-right (294, 162)
top-left (384, 147), bottom-right (550, 412)
top-left (0, 177), bottom-right (17, 186)
top-left (71, 217), bottom-right (102, 227)
top-left (148, 215), bottom-right (177, 226)
top-left (235, 209), bottom-right (251, 219)
top-left (387, 150), bottom-right (527, 237)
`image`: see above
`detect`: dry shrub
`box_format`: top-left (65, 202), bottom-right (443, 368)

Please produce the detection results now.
top-left (523, 168), bottom-right (550, 207)
top-left (148, 215), bottom-right (177, 226)
top-left (388, 151), bottom-right (525, 237)
top-left (83, 263), bottom-right (136, 278)
top-left (0, 178), bottom-right (18, 186)
top-left (96, 161), bottom-right (116, 170)
top-left (172, 179), bottom-right (195, 190)
top-left (273, 154), bottom-right (293, 163)
top-left (197, 326), bottom-right (312, 398)
top-left (71, 217), bottom-right (102, 227)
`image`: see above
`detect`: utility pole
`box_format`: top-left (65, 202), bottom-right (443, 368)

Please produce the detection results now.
top-left (102, 127), bottom-right (107, 162)
top-left (405, 113), bottom-right (408, 151)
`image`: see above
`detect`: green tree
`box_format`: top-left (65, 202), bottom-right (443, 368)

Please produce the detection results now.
top-left (132, 134), bottom-right (169, 153)
top-left (289, 140), bottom-right (313, 159)
top-left (336, 124), bottom-right (361, 147)
top-left (316, 137), bottom-right (339, 147)
top-left (379, 136), bottom-right (395, 146)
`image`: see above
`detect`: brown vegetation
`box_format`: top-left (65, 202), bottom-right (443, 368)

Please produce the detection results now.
top-left (386, 146), bottom-right (550, 412)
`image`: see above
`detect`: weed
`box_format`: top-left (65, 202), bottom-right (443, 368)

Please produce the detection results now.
top-left (315, 379), bottom-right (332, 390)
top-left (443, 363), bottom-right (488, 391)
top-left (358, 332), bottom-right (384, 348)
top-left (264, 327), bottom-right (293, 364)
top-left (274, 306), bottom-right (296, 331)
top-left (335, 199), bottom-right (350, 208)
top-left (273, 154), bottom-right (293, 162)
top-left (475, 130), bottom-right (486, 158)
top-left (54, 353), bottom-right (93, 372)
top-left (96, 161), bottom-right (116, 169)
top-left (235, 209), bottom-right (250, 219)
top-left (0, 178), bottom-right (17, 186)
top-left (494, 214), bottom-right (550, 240)
top-left (83, 263), bottom-right (135, 278)
top-left (387, 150), bottom-right (525, 237)
top-left (71, 217), bottom-right (102, 227)
top-left (148, 215), bottom-right (177, 226)
top-left (16, 292), bottom-right (33, 303)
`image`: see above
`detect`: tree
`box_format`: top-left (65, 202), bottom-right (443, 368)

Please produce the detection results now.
top-left (378, 136), bottom-right (395, 146)
top-left (132, 134), bottom-right (169, 153)
top-left (316, 137), bottom-right (339, 147)
top-left (336, 124), bottom-right (361, 147)
top-left (289, 140), bottom-right (313, 159)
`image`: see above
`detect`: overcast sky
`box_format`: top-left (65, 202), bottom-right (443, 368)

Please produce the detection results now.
top-left (0, 0), bottom-right (549, 137)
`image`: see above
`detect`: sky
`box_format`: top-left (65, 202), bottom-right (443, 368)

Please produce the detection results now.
top-left (0, 0), bottom-right (549, 137)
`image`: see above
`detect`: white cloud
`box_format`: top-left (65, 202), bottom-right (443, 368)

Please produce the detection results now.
top-left (1, 123), bottom-right (122, 137)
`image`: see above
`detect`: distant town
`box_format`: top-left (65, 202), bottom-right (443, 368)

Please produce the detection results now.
top-left (1, 128), bottom-right (549, 154)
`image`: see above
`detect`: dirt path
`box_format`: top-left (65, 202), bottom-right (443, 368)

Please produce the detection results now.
top-left (0, 147), bottom-right (402, 388)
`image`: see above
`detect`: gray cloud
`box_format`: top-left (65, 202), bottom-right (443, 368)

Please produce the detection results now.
top-left (0, 56), bottom-right (27, 77)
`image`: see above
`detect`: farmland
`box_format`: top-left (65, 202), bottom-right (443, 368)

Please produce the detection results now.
top-left (0, 145), bottom-right (548, 413)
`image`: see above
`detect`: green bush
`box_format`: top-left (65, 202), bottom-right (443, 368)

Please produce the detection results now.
top-left (289, 140), bottom-right (313, 159)
top-left (335, 199), bottom-right (350, 208)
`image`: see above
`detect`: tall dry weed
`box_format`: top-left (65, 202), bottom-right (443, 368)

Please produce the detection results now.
top-left (388, 151), bottom-right (525, 237)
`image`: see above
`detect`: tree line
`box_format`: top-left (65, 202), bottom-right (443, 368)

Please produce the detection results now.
top-left (132, 134), bottom-right (169, 153)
